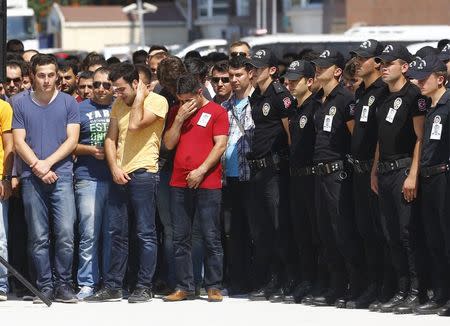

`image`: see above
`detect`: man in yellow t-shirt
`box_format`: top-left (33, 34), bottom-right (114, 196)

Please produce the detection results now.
top-left (86, 63), bottom-right (168, 304)
top-left (0, 99), bottom-right (13, 301)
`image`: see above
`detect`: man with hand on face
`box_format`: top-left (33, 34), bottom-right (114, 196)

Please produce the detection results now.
top-left (12, 54), bottom-right (80, 304)
top-left (311, 49), bottom-right (365, 308)
top-left (72, 67), bottom-right (114, 300)
top-left (406, 55), bottom-right (450, 316)
top-left (86, 63), bottom-right (168, 303)
top-left (284, 60), bottom-right (322, 304)
top-left (372, 44), bottom-right (427, 314)
top-left (163, 74), bottom-right (229, 303)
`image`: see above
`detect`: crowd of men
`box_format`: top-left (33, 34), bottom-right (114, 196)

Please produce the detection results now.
top-left (1, 36), bottom-right (450, 317)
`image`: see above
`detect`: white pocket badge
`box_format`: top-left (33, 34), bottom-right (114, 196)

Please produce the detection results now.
top-left (197, 112), bottom-right (212, 127)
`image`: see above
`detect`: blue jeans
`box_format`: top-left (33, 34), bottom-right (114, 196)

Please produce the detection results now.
top-left (21, 175), bottom-right (76, 290)
top-left (170, 187), bottom-right (223, 292)
top-left (0, 199), bottom-right (8, 292)
top-left (74, 179), bottom-right (111, 287)
top-left (104, 170), bottom-right (159, 290)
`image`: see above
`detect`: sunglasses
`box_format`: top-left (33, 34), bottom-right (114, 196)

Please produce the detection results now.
top-left (93, 81), bottom-right (112, 90)
top-left (6, 77), bottom-right (21, 84)
top-left (211, 77), bottom-right (230, 84)
top-left (230, 52), bottom-right (247, 57)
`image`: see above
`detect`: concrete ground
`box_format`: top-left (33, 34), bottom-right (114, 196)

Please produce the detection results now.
top-left (0, 295), bottom-right (449, 326)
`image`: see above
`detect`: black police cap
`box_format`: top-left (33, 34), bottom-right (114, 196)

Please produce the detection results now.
top-left (350, 39), bottom-right (384, 58)
top-left (284, 60), bottom-right (315, 80)
top-left (312, 49), bottom-right (345, 69)
top-left (438, 43), bottom-right (450, 62)
top-left (407, 55), bottom-right (447, 80)
top-left (248, 48), bottom-right (278, 68)
top-left (374, 44), bottom-right (413, 64)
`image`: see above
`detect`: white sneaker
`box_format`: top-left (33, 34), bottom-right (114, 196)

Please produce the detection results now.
top-left (77, 286), bottom-right (94, 301)
top-left (0, 290), bottom-right (7, 301)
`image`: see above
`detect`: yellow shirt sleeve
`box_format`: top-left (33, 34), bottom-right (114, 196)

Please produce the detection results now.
top-left (144, 93), bottom-right (168, 119)
top-left (0, 101), bottom-right (13, 133)
top-left (111, 99), bottom-right (119, 119)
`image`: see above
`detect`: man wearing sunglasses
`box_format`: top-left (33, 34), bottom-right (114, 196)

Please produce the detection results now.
top-left (73, 67), bottom-right (114, 300)
top-left (229, 41), bottom-right (251, 59)
top-left (4, 61), bottom-right (23, 99)
top-left (211, 61), bottom-right (232, 105)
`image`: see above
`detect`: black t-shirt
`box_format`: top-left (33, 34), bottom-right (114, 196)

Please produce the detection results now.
top-left (420, 90), bottom-right (450, 167)
top-left (313, 84), bottom-right (355, 163)
top-left (351, 78), bottom-right (389, 160)
top-left (376, 81), bottom-right (427, 161)
top-left (289, 94), bottom-right (320, 167)
top-left (249, 80), bottom-right (295, 159)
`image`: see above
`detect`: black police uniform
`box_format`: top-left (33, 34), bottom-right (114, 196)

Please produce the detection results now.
top-left (312, 83), bottom-right (365, 306)
top-left (418, 90), bottom-right (450, 308)
top-left (349, 77), bottom-right (392, 306)
top-left (289, 93), bottom-right (321, 301)
top-left (376, 81), bottom-right (427, 310)
top-left (247, 80), bottom-right (296, 298)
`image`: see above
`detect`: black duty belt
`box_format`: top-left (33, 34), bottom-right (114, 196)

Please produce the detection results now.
top-left (290, 165), bottom-right (315, 177)
top-left (312, 160), bottom-right (344, 176)
top-left (420, 163), bottom-right (449, 178)
top-left (248, 154), bottom-right (280, 171)
top-left (377, 157), bottom-right (412, 174)
top-left (351, 159), bottom-right (373, 174)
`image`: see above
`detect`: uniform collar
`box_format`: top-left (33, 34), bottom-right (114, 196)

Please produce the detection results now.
top-left (325, 83), bottom-right (344, 100)
top-left (359, 77), bottom-right (385, 92)
top-left (437, 89), bottom-right (450, 106)
top-left (389, 80), bottom-right (411, 97)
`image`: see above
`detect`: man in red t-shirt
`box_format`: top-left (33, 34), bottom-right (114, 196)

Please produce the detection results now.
top-left (163, 74), bottom-right (229, 303)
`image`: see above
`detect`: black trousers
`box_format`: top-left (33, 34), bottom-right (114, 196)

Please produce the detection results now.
top-left (353, 171), bottom-right (384, 287)
top-left (378, 168), bottom-right (425, 293)
top-left (420, 172), bottom-right (450, 300)
top-left (222, 178), bottom-right (253, 290)
top-left (290, 175), bottom-right (319, 283)
top-left (315, 170), bottom-right (365, 294)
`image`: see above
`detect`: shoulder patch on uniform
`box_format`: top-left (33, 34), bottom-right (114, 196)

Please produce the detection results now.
top-left (418, 98), bottom-right (427, 111)
top-left (283, 97), bottom-right (292, 109)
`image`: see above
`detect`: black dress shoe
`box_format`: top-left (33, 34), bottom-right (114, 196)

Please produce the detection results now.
top-left (437, 300), bottom-right (450, 316)
top-left (335, 296), bottom-right (350, 309)
top-left (369, 300), bottom-right (381, 311)
top-left (293, 281), bottom-right (313, 303)
top-left (269, 288), bottom-right (284, 303)
top-left (380, 292), bottom-right (407, 312)
top-left (312, 289), bottom-right (344, 307)
top-left (414, 299), bottom-right (447, 315)
top-left (393, 292), bottom-right (426, 314)
top-left (249, 287), bottom-right (268, 301)
top-left (347, 284), bottom-right (379, 309)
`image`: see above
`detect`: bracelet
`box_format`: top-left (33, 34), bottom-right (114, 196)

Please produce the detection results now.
top-left (2, 175), bottom-right (12, 181)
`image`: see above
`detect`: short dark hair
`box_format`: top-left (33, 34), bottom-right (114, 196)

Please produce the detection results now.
top-left (78, 70), bottom-right (94, 82)
top-left (93, 67), bottom-right (111, 79)
top-left (211, 60), bottom-right (229, 75)
top-left (106, 57), bottom-right (121, 66)
top-left (343, 57), bottom-right (357, 80)
top-left (230, 41), bottom-right (251, 50)
top-left (81, 52), bottom-right (106, 71)
top-left (133, 50), bottom-right (148, 65)
top-left (135, 64), bottom-right (152, 84)
top-left (176, 74), bottom-right (202, 95)
top-left (21, 62), bottom-right (31, 77)
top-left (184, 57), bottom-right (208, 82)
top-left (149, 45), bottom-right (168, 55)
top-left (6, 60), bottom-right (23, 76)
top-left (109, 62), bottom-right (139, 86)
top-left (228, 56), bottom-right (252, 71)
top-left (59, 61), bottom-right (79, 75)
top-left (31, 54), bottom-right (58, 75)
top-left (184, 51), bottom-right (201, 60)
top-left (157, 56), bottom-right (186, 90)
top-left (6, 39), bottom-right (24, 53)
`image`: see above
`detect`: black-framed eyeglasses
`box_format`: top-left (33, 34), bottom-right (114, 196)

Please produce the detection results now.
top-left (93, 81), bottom-right (112, 90)
top-left (211, 77), bottom-right (230, 84)
top-left (230, 52), bottom-right (247, 57)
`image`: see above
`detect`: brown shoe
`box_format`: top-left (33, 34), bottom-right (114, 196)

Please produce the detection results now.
top-left (163, 290), bottom-right (195, 302)
top-left (207, 289), bottom-right (223, 302)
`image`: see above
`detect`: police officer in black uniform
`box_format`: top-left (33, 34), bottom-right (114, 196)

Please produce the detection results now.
top-left (245, 48), bottom-right (297, 301)
top-left (406, 55), bottom-right (450, 315)
top-left (438, 44), bottom-right (450, 86)
top-left (284, 60), bottom-right (322, 303)
top-left (310, 49), bottom-right (366, 307)
top-left (372, 44), bottom-right (427, 314)
top-left (345, 40), bottom-right (393, 309)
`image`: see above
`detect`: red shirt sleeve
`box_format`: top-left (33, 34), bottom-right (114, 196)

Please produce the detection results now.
top-left (165, 104), bottom-right (180, 131)
top-left (213, 108), bottom-right (229, 136)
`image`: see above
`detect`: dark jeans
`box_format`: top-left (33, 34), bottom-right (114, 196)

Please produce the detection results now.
top-left (420, 172), bottom-right (450, 300)
top-left (315, 170), bottom-right (365, 294)
top-left (21, 175), bottom-right (76, 290)
top-left (222, 178), bottom-right (252, 290)
top-left (104, 170), bottom-right (159, 290)
top-left (378, 168), bottom-right (425, 292)
top-left (170, 187), bottom-right (223, 292)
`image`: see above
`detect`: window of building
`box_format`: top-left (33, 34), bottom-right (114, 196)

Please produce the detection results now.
top-left (236, 0), bottom-right (250, 16)
top-left (198, 0), bottom-right (229, 17)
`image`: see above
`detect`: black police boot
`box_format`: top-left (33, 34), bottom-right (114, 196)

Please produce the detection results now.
top-left (368, 300), bottom-right (382, 312)
top-left (438, 300), bottom-right (450, 316)
top-left (293, 281), bottom-right (313, 303)
top-left (379, 291), bottom-right (408, 313)
top-left (347, 283), bottom-right (379, 309)
top-left (249, 274), bottom-right (279, 301)
top-left (275, 280), bottom-right (296, 303)
top-left (312, 288), bottom-right (345, 307)
top-left (415, 298), bottom-right (448, 315)
top-left (393, 290), bottom-right (427, 314)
